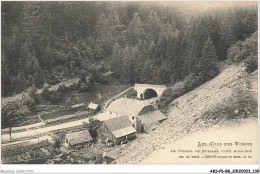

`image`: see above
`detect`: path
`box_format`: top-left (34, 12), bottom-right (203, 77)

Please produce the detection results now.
top-left (2, 135), bottom-right (54, 148)
top-left (2, 122), bottom-right (45, 133)
top-left (1, 116), bottom-right (90, 142)
top-left (103, 87), bottom-right (133, 110)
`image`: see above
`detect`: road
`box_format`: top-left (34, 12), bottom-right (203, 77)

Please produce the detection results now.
top-left (1, 111), bottom-right (124, 143)
top-left (1, 116), bottom-right (90, 142)
top-left (2, 135), bottom-right (54, 148)
top-left (103, 87), bottom-right (133, 110)
top-left (2, 122), bottom-right (45, 133)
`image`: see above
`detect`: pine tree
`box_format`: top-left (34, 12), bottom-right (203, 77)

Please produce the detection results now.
top-left (126, 13), bottom-right (145, 46)
top-left (95, 13), bottom-right (114, 56)
top-left (110, 43), bottom-right (123, 78)
top-left (196, 37), bottom-right (219, 82)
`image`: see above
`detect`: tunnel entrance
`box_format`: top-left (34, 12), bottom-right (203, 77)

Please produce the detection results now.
top-left (143, 88), bottom-right (158, 100)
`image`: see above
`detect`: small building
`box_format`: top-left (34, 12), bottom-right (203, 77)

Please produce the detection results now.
top-left (136, 110), bottom-right (167, 133)
top-left (64, 130), bottom-right (93, 148)
top-left (88, 102), bottom-right (100, 113)
top-left (106, 98), bottom-right (156, 128)
top-left (95, 115), bottom-right (136, 145)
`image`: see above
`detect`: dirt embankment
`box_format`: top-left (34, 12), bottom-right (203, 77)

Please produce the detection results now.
top-left (141, 117), bottom-right (258, 164)
top-left (115, 64), bottom-right (257, 164)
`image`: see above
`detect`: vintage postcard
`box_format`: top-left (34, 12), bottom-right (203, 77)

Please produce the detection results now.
top-left (1, 1), bottom-right (258, 173)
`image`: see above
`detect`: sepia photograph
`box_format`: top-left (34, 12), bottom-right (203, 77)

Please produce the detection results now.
top-left (1, 1), bottom-right (258, 173)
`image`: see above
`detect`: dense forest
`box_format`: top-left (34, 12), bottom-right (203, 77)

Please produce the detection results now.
top-left (1, 2), bottom-right (257, 97)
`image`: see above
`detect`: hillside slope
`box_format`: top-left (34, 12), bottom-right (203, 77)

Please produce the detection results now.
top-left (115, 64), bottom-right (257, 164)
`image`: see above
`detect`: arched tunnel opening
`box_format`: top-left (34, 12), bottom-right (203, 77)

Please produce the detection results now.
top-left (143, 88), bottom-right (158, 100)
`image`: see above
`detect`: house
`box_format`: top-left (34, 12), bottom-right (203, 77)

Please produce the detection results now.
top-left (88, 102), bottom-right (100, 113)
top-left (95, 115), bottom-right (136, 145)
top-left (64, 130), bottom-right (93, 148)
top-left (105, 98), bottom-right (156, 128)
top-left (136, 110), bottom-right (167, 133)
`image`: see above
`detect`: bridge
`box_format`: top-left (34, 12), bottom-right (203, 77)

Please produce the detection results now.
top-left (134, 83), bottom-right (167, 100)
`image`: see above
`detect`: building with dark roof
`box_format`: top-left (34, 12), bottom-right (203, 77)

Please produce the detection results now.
top-left (64, 130), bottom-right (93, 148)
top-left (106, 98), bottom-right (156, 127)
top-left (136, 110), bottom-right (167, 133)
top-left (95, 115), bottom-right (136, 145)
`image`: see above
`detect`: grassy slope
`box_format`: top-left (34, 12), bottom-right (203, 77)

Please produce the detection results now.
top-left (115, 63), bottom-right (257, 164)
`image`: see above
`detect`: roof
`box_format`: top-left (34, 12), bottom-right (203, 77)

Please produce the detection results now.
top-left (66, 130), bottom-right (93, 146)
top-left (137, 110), bottom-right (167, 125)
top-left (94, 111), bottom-right (121, 121)
top-left (103, 115), bottom-right (136, 138)
top-left (113, 126), bottom-right (136, 138)
top-left (104, 149), bottom-right (120, 159)
top-left (106, 98), bottom-right (150, 116)
top-left (88, 103), bottom-right (99, 110)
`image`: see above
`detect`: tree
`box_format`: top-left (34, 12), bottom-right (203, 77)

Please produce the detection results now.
top-left (108, 13), bottom-right (125, 45)
top-left (80, 72), bottom-right (87, 83)
top-left (95, 13), bottom-right (114, 56)
top-left (2, 101), bottom-right (29, 140)
top-left (28, 84), bottom-right (39, 103)
top-left (195, 37), bottom-right (219, 82)
top-left (51, 91), bottom-right (62, 104)
top-left (88, 118), bottom-right (101, 139)
top-left (140, 59), bottom-right (153, 83)
top-left (41, 86), bottom-right (51, 101)
top-left (227, 31), bottom-right (257, 62)
top-left (145, 10), bottom-right (163, 44)
top-left (110, 43), bottom-right (123, 78)
top-left (125, 13), bottom-right (145, 46)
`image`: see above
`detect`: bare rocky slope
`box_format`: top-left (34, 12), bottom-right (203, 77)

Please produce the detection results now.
top-left (115, 64), bottom-right (258, 164)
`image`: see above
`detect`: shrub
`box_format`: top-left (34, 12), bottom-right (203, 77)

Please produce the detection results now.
top-left (51, 91), bottom-right (63, 104)
top-left (126, 88), bottom-right (137, 98)
top-left (41, 86), bottom-right (51, 101)
top-left (24, 96), bottom-right (36, 111)
top-left (245, 55), bottom-right (258, 73)
top-left (57, 84), bottom-right (68, 94)
top-left (227, 32), bottom-right (257, 63)
top-left (156, 74), bottom-right (203, 109)
top-left (28, 84), bottom-right (39, 104)
top-left (80, 72), bottom-right (87, 83)
top-left (78, 83), bottom-right (87, 93)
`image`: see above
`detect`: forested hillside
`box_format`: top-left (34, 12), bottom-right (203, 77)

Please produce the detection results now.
top-left (1, 2), bottom-right (257, 97)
